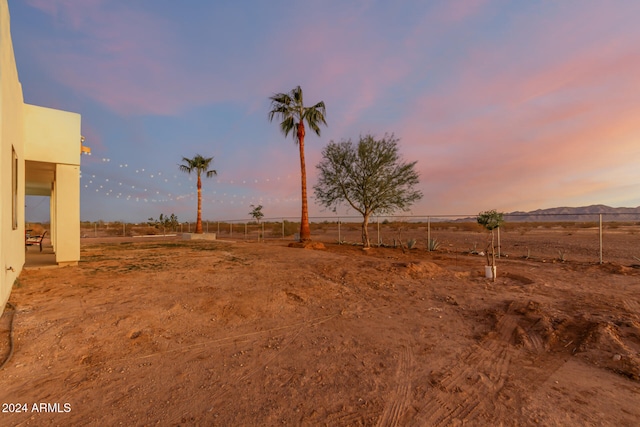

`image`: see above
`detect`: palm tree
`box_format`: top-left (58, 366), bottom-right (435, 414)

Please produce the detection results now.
top-left (179, 154), bottom-right (217, 234)
top-left (268, 85), bottom-right (327, 241)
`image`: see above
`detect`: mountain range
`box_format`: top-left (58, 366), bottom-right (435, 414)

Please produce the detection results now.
top-left (504, 205), bottom-right (640, 222)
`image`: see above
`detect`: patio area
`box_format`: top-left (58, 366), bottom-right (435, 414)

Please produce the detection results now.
top-left (24, 242), bottom-right (57, 269)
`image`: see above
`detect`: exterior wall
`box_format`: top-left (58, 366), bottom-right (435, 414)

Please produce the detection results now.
top-left (53, 164), bottom-right (80, 265)
top-left (24, 104), bottom-right (81, 166)
top-left (0, 0), bottom-right (26, 314)
top-left (1, 0), bottom-right (83, 315)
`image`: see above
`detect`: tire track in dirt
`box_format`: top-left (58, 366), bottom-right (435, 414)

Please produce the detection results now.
top-left (376, 343), bottom-right (414, 427)
top-left (415, 302), bottom-right (520, 426)
top-left (622, 298), bottom-right (640, 319)
top-left (163, 328), bottom-right (304, 425)
top-left (162, 314), bottom-right (338, 425)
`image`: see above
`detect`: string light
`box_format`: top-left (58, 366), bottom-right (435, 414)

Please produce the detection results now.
top-left (79, 158), bottom-right (301, 209)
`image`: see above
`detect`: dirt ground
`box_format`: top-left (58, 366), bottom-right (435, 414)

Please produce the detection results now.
top-left (1, 233), bottom-right (639, 426)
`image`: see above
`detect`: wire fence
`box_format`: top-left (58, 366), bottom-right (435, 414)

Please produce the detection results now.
top-left (59, 212), bottom-right (640, 266)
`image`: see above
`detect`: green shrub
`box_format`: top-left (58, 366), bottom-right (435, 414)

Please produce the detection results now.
top-left (271, 220), bottom-right (300, 237)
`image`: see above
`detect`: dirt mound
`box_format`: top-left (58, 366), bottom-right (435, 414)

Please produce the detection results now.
top-left (493, 301), bottom-right (560, 352)
top-left (597, 262), bottom-right (640, 275)
top-left (576, 322), bottom-right (640, 380)
top-left (288, 241), bottom-right (326, 249)
top-left (498, 299), bottom-right (640, 381)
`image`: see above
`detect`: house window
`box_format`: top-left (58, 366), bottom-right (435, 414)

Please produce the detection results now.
top-left (12, 146), bottom-right (18, 230)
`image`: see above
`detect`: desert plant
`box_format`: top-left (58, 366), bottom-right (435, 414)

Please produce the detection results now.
top-left (477, 210), bottom-right (504, 281)
top-left (427, 237), bottom-right (441, 251)
top-left (407, 238), bottom-right (417, 250)
top-left (477, 210), bottom-right (504, 265)
top-left (147, 213), bottom-right (179, 234)
top-left (248, 204), bottom-right (264, 224)
top-left (557, 249), bottom-right (567, 262)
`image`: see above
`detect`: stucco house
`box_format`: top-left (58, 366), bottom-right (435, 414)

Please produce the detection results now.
top-left (1, 0), bottom-right (86, 315)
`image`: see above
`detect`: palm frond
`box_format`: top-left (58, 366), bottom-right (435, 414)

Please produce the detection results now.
top-left (179, 154), bottom-right (216, 177)
top-left (269, 85), bottom-right (327, 142)
top-left (280, 116), bottom-right (296, 140)
top-left (292, 85), bottom-right (303, 105)
top-left (303, 104), bottom-right (327, 136)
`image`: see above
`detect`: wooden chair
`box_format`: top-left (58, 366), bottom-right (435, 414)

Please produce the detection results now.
top-left (25, 230), bottom-right (47, 252)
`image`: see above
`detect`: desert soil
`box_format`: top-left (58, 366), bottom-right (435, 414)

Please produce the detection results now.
top-left (1, 234), bottom-right (639, 426)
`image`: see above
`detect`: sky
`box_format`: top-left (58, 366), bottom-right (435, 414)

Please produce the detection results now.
top-left (10, 0), bottom-right (640, 223)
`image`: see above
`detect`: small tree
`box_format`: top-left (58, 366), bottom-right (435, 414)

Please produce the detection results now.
top-left (477, 209), bottom-right (504, 279)
top-left (248, 204), bottom-right (264, 224)
top-left (314, 134), bottom-right (423, 247)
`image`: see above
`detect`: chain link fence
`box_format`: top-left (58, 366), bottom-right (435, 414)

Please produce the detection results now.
top-left (60, 213), bottom-right (640, 266)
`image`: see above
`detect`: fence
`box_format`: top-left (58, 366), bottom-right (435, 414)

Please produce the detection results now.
top-left (65, 213), bottom-right (640, 266)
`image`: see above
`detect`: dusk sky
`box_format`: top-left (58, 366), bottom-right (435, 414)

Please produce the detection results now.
top-left (12, 0), bottom-right (640, 223)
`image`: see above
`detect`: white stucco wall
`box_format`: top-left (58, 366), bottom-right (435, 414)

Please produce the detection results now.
top-left (53, 164), bottom-right (81, 265)
top-left (1, 0), bottom-right (26, 314)
top-left (1, 0), bottom-right (83, 315)
top-left (24, 104), bottom-right (81, 166)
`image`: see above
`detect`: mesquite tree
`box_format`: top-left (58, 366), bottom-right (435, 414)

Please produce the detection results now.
top-left (314, 134), bottom-right (422, 247)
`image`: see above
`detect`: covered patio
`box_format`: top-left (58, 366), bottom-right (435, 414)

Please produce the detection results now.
top-left (23, 104), bottom-right (84, 267)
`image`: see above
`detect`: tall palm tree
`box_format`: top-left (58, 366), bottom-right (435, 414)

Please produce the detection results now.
top-left (179, 154), bottom-right (217, 234)
top-left (268, 85), bottom-right (327, 241)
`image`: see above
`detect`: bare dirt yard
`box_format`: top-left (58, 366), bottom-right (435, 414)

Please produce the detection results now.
top-left (1, 231), bottom-right (640, 426)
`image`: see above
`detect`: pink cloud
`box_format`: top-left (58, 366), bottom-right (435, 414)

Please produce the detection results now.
top-left (25, 1), bottom-right (202, 115)
top-left (435, 0), bottom-right (490, 24)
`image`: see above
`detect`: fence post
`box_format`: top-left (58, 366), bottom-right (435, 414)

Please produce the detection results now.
top-left (427, 216), bottom-right (431, 251)
top-left (123, 222), bottom-right (126, 237)
top-left (282, 219), bottom-right (285, 239)
top-left (338, 218), bottom-right (341, 244)
top-left (245, 223), bottom-right (247, 240)
top-left (217, 222), bottom-right (220, 235)
top-left (497, 227), bottom-right (501, 259)
top-left (230, 223), bottom-right (233, 238)
top-left (262, 222), bottom-right (265, 242)
top-left (377, 217), bottom-right (380, 246)
top-left (599, 214), bottom-right (603, 264)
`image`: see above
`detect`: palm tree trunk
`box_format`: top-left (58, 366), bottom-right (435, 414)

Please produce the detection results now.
top-left (298, 122), bottom-right (311, 241)
top-left (196, 174), bottom-right (203, 234)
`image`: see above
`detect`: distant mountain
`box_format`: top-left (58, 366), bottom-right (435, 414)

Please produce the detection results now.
top-left (505, 205), bottom-right (640, 222)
